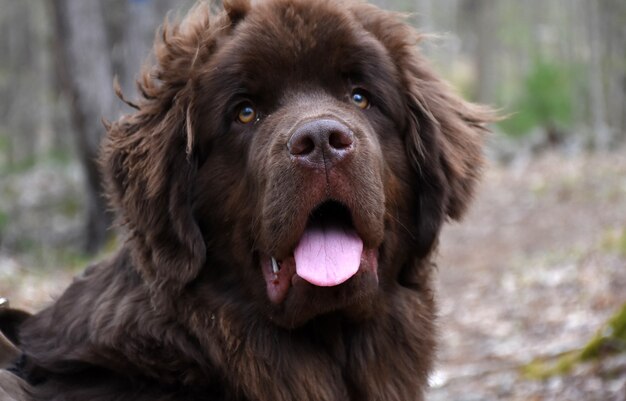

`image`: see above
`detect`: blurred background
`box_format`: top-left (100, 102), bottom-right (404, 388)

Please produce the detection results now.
top-left (0, 0), bottom-right (624, 400)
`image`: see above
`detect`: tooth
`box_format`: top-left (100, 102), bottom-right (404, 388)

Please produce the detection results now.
top-left (271, 257), bottom-right (280, 273)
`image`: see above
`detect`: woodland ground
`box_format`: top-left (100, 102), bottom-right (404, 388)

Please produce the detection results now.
top-left (1, 148), bottom-right (625, 400)
top-left (432, 149), bottom-right (626, 400)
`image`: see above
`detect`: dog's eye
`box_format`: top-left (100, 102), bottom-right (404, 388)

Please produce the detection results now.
top-left (237, 103), bottom-right (257, 124)
top-left (351, 90), bottom-right (369, 109)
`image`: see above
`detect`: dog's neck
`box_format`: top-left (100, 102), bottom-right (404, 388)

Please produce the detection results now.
top-left (198, 287), bottom-right (434, 401)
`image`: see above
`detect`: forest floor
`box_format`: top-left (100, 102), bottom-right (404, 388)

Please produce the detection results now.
top-left (430, 149), bottom-right (626, 401)
top-left (1, 149), bottom-right (626, 400)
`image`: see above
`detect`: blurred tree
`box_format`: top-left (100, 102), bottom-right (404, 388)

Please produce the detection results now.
top-left (120, 0), bottom-right (159, 98)
top-left (459, 0), bottom-right (498, 103)
top-left (0, 2), bottom-right (59, 168)
top-left (595, 0), bottom-right (626, 145)
top-left (50, 0), bottom-right (116, 253)
top-left (499, 61), bottom-right (574, 141)
top-left (586, 1), bottom-right (611, 150)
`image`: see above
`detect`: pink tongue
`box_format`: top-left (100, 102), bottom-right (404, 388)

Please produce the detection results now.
top-left (294, 222), bottom-right (363, 287)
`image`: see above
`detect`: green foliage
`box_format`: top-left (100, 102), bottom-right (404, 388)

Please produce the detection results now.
top-left (0, 134), bottom-right (7, 151)
top-left (580, 303), bottom-right (626, 360)
top-left (601, 228), bottom-right (626, 257)
top-left (499, 61), bottom-right (574, 137)
top-left (0, 209), bottom-right (8, 235)
top-left (0, 149), bottom-right (73, 175)
top-left (60, 198), bottom-right (81, 218)
top-left (523, 302), bottom-right (626, 379)
top-left (0, 133), bottom-right (9, 170)
top-left (522, 350), bottom-right (580, 380)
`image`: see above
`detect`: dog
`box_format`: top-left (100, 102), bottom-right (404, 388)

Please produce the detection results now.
top-left (0, 0), bottom-right (491, 399)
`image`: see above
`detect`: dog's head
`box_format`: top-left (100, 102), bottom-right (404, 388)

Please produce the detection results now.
top-left (103, 0), bottom-right (491, 328)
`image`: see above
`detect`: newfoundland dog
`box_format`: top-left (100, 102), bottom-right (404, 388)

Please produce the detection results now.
top-left (0, 0), bottom-right (492, 400)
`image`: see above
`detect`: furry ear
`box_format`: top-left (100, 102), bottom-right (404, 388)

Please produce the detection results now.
top-left (401, 53), bottom-right (493, 221)
top-left (224, 0), bottom-right (251, 25)
top-left (102, 3), bottom-right (246, 293)
top-left (103, 95), bottom-right (205, 293)
top-left (401, 60), bottom-right (493, 255)
top-left (350, 3), bottom-right (493, 254)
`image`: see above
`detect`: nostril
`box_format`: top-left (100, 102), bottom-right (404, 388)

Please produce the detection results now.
top-left (328, 130), bottom-right (353, 150)
top-left (288, 119), bottom-right (355, 164)
top-left (289, 135), bottom-right (315, 156)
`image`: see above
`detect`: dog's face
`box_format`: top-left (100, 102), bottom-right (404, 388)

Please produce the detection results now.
top-left (191, 0), bottom-right (409, 327)
top-left (104, 0), bottom-right (490, 329)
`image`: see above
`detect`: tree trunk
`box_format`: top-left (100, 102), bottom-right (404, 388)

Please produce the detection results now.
top-left (49, 0), bottom-right (116, 253)
top-left (599, 0), bottom-right (626, 140)
top-left (119, 0), bottom-right (158, 99)
top-left (459, 0), bottom-right (498, 103)
top-left (585, 0), bottom-right (611, 150)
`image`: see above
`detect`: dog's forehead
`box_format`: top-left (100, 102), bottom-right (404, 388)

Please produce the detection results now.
top-left (194, 0), bottom-right (404, 122)
top-left (244, 0), bottom-right (356, 47)
top-left (225, 0), bottom-right (367, 82)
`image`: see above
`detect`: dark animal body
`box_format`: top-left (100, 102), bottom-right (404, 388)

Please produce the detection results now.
top-left (0, 0), bottom-right (492, 400)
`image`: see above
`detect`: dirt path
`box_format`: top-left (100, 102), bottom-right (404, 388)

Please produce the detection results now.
top-left (430, 151), bottom-right (626, 400)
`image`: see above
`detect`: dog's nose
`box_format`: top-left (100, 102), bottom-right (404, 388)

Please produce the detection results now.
top-left (288, 119), bottom-right (354, 168)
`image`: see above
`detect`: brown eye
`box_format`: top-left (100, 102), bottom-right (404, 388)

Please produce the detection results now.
top-left (237, 103), bottom-right (257, 124)
top-left (351, 90), bottom-right (369, 109)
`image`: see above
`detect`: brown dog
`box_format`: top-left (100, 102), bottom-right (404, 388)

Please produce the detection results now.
top-left (1, 0), bottom-right (491, 400)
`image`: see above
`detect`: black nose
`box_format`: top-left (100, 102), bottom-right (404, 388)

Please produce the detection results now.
top-left (288, 119), bottom-right (355, 168)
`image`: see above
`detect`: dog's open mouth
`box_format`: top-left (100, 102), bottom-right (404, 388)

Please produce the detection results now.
top-left (262, 201), bottom-right (377, 304)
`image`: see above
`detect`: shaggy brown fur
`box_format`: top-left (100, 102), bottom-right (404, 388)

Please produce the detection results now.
top-left (1, 0), bottom-right (492, 400)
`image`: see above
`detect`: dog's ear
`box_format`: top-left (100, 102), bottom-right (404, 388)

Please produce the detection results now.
top-left (102, 3), bottom-right (249, 293)
top-left (350, 4), bottom-right (493, 254)
top-left (224, 0), bottom-right (251, 25)
top-left (399, 51), bottom-right (492, 221)
top-left (403, 58), bottom-right (493, 256)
